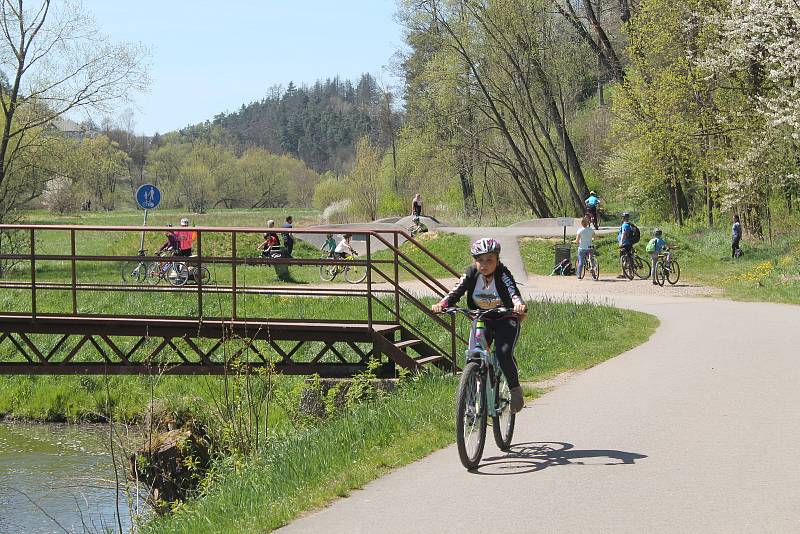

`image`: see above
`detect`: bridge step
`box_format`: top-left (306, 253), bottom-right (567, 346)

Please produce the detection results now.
top-left (393, 339), bottom-right (421, 350)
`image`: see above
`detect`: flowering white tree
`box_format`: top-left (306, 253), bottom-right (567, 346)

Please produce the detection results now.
top-left (701, 0), bottom-right (800, 139)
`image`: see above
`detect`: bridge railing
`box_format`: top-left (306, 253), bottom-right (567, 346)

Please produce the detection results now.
top-left (0, 224), bottom-right (464, 370)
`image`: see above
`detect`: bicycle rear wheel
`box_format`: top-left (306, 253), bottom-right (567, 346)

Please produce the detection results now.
top-left (589, 254), bottom-right (600, 280)
top-left (667, 260), bottom-right (681, 285)
top-left (168, 263), bottom-right (189, 286)
top-left (120, 261), bottom-right (145, 283)
top-left (344, 263), bottom-right (367, 284)
top-left (319, 259), bottom-right (338, 282)
top-left (144, 262), bottom-right (163, 285)
top-left (456, 362), bottom-right (487, 470)
top-left (492, 370), bottom-right (515, 451)
top-left (634, 255), bottom-right (651, 279)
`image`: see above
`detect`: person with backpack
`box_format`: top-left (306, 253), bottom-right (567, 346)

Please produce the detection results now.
top-left (281, 215), bottom-right (294, 257)
top-left (617, 212), bottom-right (639, 278)
top-left (732, 214), bottom-right (742, 258)
top-left (646, 228), bottom-right (666, 285)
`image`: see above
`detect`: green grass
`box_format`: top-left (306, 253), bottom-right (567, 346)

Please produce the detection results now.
top-left (371, 231), bottom-right (471, 282)
top-left (142, 300), bottom-right (657, 533)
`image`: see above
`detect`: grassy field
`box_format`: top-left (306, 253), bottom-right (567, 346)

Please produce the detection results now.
top-left (519, 223), bottom-right (800, 305)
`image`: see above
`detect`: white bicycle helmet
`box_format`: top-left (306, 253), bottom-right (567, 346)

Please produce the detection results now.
top-left (470, 238), bottom-right (501, 257)
top-left (180, 218), bottom-right (189, 226)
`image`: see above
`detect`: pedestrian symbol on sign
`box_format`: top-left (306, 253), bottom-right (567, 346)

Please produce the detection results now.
top-left (135, 184), bottom-right (161, 210)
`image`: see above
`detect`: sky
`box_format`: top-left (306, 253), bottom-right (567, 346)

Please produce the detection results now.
top-left (83, 1), bottom-right (405, 136)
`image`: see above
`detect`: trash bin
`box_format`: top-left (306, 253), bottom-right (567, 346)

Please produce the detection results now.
top-left (554, 244), bottom-right (571, 268)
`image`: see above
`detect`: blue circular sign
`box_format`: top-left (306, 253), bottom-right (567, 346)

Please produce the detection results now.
top-left (135, 184), bottom-right (161, 210)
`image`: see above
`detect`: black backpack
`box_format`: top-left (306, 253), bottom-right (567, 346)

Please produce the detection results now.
top-left (629, 223), bottom-right (641, 244)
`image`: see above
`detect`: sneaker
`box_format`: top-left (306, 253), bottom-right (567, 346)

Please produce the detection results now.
top-left (616, 274), bottom-right (626, 279)
top-left (652, 280), bottom-right (658, 285)
top-left (510, 386), bottom-right (524, 413)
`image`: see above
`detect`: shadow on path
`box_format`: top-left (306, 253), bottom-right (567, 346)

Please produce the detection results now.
top-left (474, 441), bottom-right (647, 476)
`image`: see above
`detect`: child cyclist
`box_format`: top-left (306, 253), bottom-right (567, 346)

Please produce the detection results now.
top-left (646, 228), bottom-right (666, 285)
top-left (431, 238), bottom-right (527, 413)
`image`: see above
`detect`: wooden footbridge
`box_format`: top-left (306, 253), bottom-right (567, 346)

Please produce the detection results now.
top-left (0, 224), bottom-right (463, 378)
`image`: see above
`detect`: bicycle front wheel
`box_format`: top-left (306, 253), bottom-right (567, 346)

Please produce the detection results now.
top-left (634, 255), bottom-right (651, 279)
top-left (144, 262), bottom-right (163, 285)
top-left (121, 261), bottom-right (145, 284)
top-left (344, 264), bottom-right (367, 284)
top-left (621, 255), bottom-right (635, 280)
top-left (589, 254), bottom-right (600, 280)
top-left (667, 260), bottom-right (681, 285)
top-left (656, 261), bottom-right (666, 286)
top-left (492, 371), bottom-right (515, 451)
top-left (456, 362), bottom-right (487, 470)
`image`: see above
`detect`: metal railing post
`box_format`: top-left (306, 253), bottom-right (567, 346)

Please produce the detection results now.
top-left (231, 231), bottom-right (237, 320)
top-left (393, 232), bottom-right (400, 323)
top-left (196, 230), bottom-right (202, 319)
top-left (366, 232), bottom-right (372, 331)
top-left (29, 228), bottom-right (35, 318)
top-left (70, 229), bottom-right (77, 315)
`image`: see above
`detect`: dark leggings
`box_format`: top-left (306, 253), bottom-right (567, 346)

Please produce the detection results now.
top-left (483, 317), bottom-right (521, 388)
top-left (732, 237), bottom-right (740, 258)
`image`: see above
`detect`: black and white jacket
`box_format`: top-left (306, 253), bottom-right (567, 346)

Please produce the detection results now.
top-left (438, 263), bottom-right (524, 310)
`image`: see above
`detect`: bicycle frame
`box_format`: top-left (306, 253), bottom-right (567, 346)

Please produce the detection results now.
top-left (465, 313), bottom-right (506, 419)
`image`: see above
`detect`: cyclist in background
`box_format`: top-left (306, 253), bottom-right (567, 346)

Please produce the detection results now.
top-left (321, 233), bottom-right (337, 257)
top-left (174, 218), bottom-right (196, 257)
top-left (334, 233), bottom-right (355, 259)
top-left (584, 190), bottom-right (601, 230)
top-left (431, 238), bottom-right (527, 413)
top-left (617, 212), bottom-right (632, 278)
top-left (646, 228), bottom-right (666, 285)
top-left (411, 193), bottom-right (423, 217)
top-left (158, 224), bottom-right (179, 254)
top-left (573, 215), bottom-right (595, 279)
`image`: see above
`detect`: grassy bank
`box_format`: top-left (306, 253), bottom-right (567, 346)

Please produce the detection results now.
top-left (519, 224), bottom-right (800, 305)
top-left (142, 300), bottom-right (657, 533)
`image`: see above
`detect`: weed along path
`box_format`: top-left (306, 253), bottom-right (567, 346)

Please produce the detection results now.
top-left (280, 286), bottom-right (800, 531)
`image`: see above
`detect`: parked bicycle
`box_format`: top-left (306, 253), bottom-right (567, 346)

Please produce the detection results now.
top-left (620, 248), bottom-right (651, 280)
top-left (318, 251), bottom-right (367, 283)
top-left (578, 246), bottom-right (600, 280)
top-left (142, 251), bottom-right (210, 286)
top-left (441, 306), bottom-right (517, 470)
top-left (120, 250), bottom-right (148, 283)
top-left (655, 248), bottom-right (681, 286)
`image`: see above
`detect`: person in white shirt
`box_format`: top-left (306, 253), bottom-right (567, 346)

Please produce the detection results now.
top-left (334, 234), bottom-right (356, 259)
top-left (573, 215), bottom-right (595, 279)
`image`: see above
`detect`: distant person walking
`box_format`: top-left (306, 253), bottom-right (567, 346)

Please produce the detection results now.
top-left (411, 193), bottom-right (423, 218)
top-left (732, 214), bottom-right (742, 258)
top-left (584, 190), bottom-right (601, 230)
top-left (282, 215), bottom-right (294, 257)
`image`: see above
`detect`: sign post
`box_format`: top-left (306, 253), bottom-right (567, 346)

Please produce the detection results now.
top-left (135, 184), bottom-right (161, 254)
top-left (555, 216), bottom-right (573, 244)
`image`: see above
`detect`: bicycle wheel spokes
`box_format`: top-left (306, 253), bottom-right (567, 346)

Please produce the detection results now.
top-left (344, 263), bottom-right (367, 284)
top-left (144, 262), bottom-right (163, 285)
top-left (634, 255), bottom-right (651, 279)
top-left (492, 371), bottom-right (515, 451)
top-left (168, 262), bottom-right (189, 286)
top-left (590, 254), bottom-right (600, 280)
top-left (656, 261), bottom-right (666, 286)
top-left (621, 255), bottom-right (635, 280)
top-left (667, 260), bottom-right (681, 285)
top-left (121, 260), bottom-right (145, 283)
top-left (319, 260), bottom-right (337, 282)
top-left (456, 362), bottom-right (487, 470)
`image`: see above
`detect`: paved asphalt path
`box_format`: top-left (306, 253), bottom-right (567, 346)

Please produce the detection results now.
top-left (280, 285), bottom-right (800, 532)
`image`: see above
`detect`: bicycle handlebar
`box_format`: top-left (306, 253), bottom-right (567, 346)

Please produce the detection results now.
top-left (438, 306), bottom-right (518, 319)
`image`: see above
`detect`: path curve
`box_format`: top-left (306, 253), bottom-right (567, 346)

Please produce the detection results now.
top-left (280, 283), bottom-right (800, 532)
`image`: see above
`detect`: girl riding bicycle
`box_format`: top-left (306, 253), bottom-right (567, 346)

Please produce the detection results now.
top-left (431, 238), bottom-right (527, 413)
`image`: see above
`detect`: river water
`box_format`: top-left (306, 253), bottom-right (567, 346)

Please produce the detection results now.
top-left (0, 422), bottom-right (145, 533)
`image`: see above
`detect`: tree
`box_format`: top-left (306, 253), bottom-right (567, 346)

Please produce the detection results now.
top-left (0, 0), bottom-right (148, 222)
top-left (346, 137), bottom-right (383, 221)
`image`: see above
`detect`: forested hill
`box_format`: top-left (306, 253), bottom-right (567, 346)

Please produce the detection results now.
top-left (198, 74), bottom-right (396, 174)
